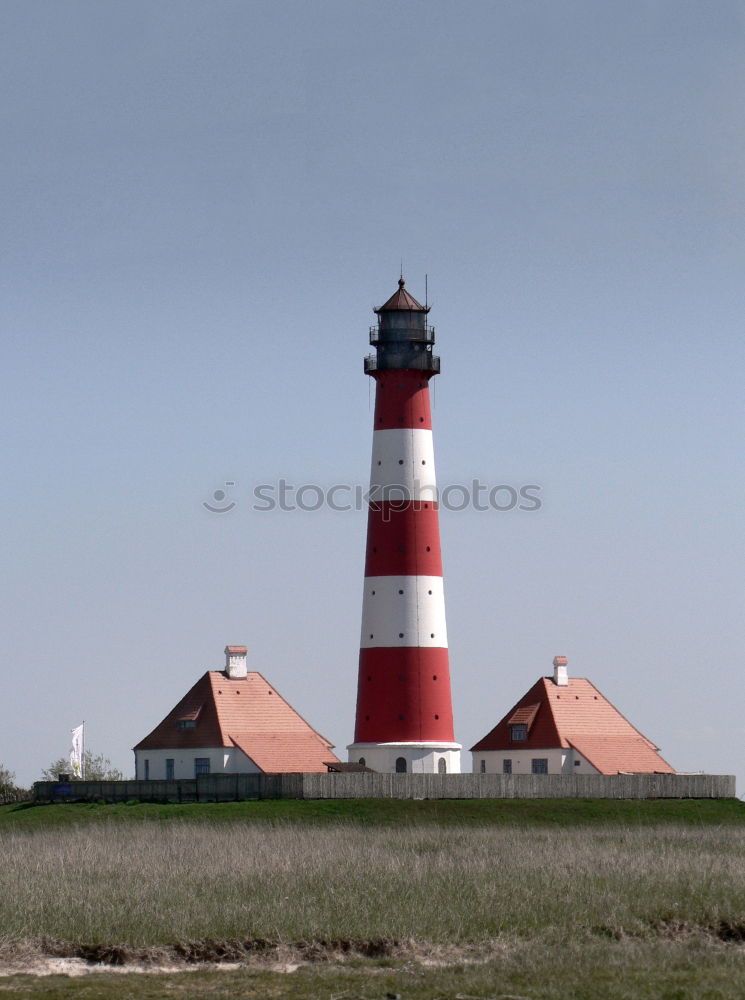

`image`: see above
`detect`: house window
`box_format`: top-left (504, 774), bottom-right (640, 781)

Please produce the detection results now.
top-left (531, 758), bottom-right (548, 774)
top-left (166, 759), bottom-right (175, 780)
top-left (510, 724), bottom-right (527, 742)
top-left (480, 759), bottom-right (486, 773)
top-left (574, 760), bottom-right (581, 767)
top-left (194, 758), bottom-right (210, 776)
top-left (502, 759), bottom-right (512, 774)
top-left (395, 757), bottom-right (407, 773)
top-left (178, 720), bottom-right (196, 729)
top-left (143, 759), bottom-right (150, 780)
top-left (438, 757), bottom-right (447, 774)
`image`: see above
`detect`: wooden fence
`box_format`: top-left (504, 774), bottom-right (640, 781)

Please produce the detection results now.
top-left (33, 771), bottom-right (735, 804)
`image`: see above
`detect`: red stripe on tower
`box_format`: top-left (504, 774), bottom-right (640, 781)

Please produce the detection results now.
top-left (347, 279), bottom-right (461, 774)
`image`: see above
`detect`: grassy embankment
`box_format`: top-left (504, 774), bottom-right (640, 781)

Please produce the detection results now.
top-left (1, 799), bottom-right (744, 999)
top-left (2, 795), bottom-right (744, 829)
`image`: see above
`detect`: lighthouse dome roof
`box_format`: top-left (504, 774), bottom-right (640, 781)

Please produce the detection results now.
top-left (375, 277), bottom-right (430, 314)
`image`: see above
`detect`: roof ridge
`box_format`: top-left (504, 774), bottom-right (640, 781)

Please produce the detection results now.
top-left (246, 670), bottom-right (337, 748)
top-left (207, 671), bottom-right (231, 746)
top-left (537, 677), bottom-right (567, 748)
top-left (133, 670), bottom-right (215, 750)
top-left (581, 677), bottom-right (660, 749)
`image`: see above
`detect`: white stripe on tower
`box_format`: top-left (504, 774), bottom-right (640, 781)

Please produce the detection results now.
top-left (360, 575), bottom-right (447, 648)
top-left (369, 428), bottom-right (437, 501)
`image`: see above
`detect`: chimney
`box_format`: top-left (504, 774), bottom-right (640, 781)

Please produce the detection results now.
top-left (553, 655), bottom-right (568, 686)
top-left (225, 645), bottom-right (248, 679)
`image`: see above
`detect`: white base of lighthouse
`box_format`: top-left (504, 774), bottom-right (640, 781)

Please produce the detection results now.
top-left (347, 741), bottom-right (462, 775)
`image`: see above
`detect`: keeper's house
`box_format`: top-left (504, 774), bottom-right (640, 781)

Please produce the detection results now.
top-left (133, 646), bottom-right (339, 779)
top-left (471, 656), bottom-right (675, 776)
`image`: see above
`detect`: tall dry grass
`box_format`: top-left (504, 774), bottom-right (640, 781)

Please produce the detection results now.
top-left (1, 821), bottom-right (744, 946)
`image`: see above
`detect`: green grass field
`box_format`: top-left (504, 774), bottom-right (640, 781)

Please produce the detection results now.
top-left (1, 798), bottom-right (744, 999)
top-left (2, 795), bottom-right (744, 829)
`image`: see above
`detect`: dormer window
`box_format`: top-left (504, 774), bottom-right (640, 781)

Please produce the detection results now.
top-left (506, 704), bottom-right (539, 742)
top-left (176, 706), bottom-right (202, 729)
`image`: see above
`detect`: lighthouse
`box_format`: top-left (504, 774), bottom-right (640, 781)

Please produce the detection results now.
top-left (347, 278), bottom-right (462, 774)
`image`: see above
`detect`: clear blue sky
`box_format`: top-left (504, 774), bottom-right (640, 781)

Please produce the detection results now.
top-left (2, 1), bottom-right (743, 790)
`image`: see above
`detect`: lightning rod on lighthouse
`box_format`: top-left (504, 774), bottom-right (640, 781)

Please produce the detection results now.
top-left (347, 278), bottom-right (462, 774)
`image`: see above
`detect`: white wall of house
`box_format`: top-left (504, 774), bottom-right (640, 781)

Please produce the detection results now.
top-left (348, 741), bottom-right (461, 774)
top-left (470, 747), bottom-right (598, 776)
top-left (134, 746), bottom-right (261, 780)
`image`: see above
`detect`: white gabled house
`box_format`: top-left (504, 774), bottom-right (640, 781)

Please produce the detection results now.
top-left (133, 646), bottom-right (340, 779)
top-left (471, 656), bottom-right (675, 777)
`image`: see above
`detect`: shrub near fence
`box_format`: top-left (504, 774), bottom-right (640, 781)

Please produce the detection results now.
top-left (33, 771), bottom-right (736, 804)
top-left (0, 787), bottom-right (33, 805)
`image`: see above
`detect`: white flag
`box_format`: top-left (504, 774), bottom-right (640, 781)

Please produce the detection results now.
top-left (70, 724), bottom-right (84, 778)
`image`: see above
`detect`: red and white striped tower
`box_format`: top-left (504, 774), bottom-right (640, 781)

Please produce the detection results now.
top-left (347, 279), bottom-right (461, 774)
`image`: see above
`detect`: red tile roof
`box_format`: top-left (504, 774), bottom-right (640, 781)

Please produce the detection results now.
top-left (470, 676), bottom-right (674, 774)
top-left (133, 671), bottom-right (339, 772)
top-left (567, 735), bottom-right (672, 774)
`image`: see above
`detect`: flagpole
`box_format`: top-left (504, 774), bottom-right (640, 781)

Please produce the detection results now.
top-left (82, 721), bottom-right (85, 781)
